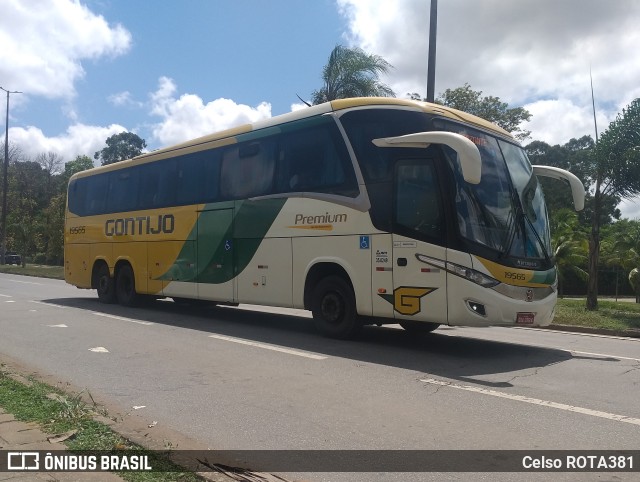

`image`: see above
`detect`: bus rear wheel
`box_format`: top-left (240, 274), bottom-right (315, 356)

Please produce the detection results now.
top-left (311, 276), bottom-right (361, 339)
top-left (116, 264), bottom-right (138, 307)
top-left (95, 263), bottom-right (115, 304)
top-left (399, 320), bottom-right (440, 334)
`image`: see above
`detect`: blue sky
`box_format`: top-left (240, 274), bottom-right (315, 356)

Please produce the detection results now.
top-left (2, 0), bottom-right (640, 217)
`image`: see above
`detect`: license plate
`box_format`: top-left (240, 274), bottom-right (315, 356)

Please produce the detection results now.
top-left (516, 312), bottom-right (535, 324)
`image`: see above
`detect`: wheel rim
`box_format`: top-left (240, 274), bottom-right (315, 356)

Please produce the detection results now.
top-left (320, 291), bottom-right (344, 324)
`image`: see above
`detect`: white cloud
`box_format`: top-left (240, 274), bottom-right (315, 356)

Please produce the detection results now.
top-left (337, 0), bottom-right (640, 144)
top-left (149, 77), bottom-right (272, 146)
top-left (618, 197), bottom-right (640, 221)
top-left (108, 91), bottom-right (142, 108)
top-left (0, 0), bottom-right (131, 99)
top-left (7, 123), bottom-right (129, 165)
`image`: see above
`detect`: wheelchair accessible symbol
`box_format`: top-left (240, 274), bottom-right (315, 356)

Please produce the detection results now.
top-left (360, 236), bottom-right (370, 249)
top-left (224, 240), bottom-right (232, 251)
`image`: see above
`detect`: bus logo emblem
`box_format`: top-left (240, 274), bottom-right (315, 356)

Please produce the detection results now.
top-left (379, 286), bottom-right (436, 316)
top-left (526, 289), bottom-right (534, 302)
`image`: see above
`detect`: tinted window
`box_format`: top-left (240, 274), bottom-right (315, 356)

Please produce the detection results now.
top-left (177, 150), bottom-right (220, 205)
top-left (395, 162), bottom-right (444, 241)
top-left (85, 174), bottom-right (108, 215)
top-left (139, 159), bottom-right (177, 209)
top-left (220, 140), bottom-right (275, 199)
top-left (274, 121), bottom-right (358, 197)
top-left (108, 168), bottom-right (140, 213)
top-left (339, 109), bottom-right (432, 182)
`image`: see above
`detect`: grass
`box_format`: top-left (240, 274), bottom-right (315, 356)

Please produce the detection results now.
top-left (0, 263), bottom-right (64, 279)
top-left (555, 298), bottom-right (640, 332)
top-left (1, 263), bottom-right (639, 334)
top-left (0, 367), bottom-right (202, 481)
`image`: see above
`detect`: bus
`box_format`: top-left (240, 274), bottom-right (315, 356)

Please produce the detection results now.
top-left (64, 97), bottom-right (585, 338)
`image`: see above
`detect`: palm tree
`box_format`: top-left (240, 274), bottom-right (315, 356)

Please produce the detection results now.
top-left (311, 45), bottom-right (395, 104)
top-left (551, 209), bottom-right (588, 297)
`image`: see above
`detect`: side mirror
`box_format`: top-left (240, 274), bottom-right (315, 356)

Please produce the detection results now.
top-left (532, 165), bottom-right (585, 211)
top-left (372, 131), bottom-right (482, 184)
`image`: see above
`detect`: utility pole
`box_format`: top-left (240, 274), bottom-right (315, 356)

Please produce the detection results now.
top-left (426, 0), bottom-right (438, 102)
top-left (1, 87), bottom-right (21, 265)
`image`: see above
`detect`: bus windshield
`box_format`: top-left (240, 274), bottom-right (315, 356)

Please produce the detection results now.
top-left (435, 120), bottom-right (551, 265)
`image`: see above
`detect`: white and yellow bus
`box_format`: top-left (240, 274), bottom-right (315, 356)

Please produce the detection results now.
top-left (64, 98), bottom-right (584, 338)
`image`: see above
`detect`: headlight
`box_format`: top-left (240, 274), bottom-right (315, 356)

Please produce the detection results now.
top-left (416, 254), bottom-right (500, 288)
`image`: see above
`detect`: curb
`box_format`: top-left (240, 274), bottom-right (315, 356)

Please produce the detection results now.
top-left (543, 324), bottom-right (640, 339)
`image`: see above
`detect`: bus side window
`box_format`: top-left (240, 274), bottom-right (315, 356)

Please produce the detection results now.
top-left (67, 179), bottom-right (87, 216)
top-left (107, 168), bottom-right (140, 213)
top-left (276, 124), bottom-right (357, 196)
top-left (220, 140), bottom-right (275, 199)
top-left (395, 163), bottom-right (444, 241)
top-left (86, 174), bottom-right (109, 215)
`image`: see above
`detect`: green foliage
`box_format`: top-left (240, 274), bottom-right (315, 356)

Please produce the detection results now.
top-left (586, 98), bottom-right (640, 310)
top-left (592, 98), bottom-right (640, 198)
top-left (94, 132), bottom-right (146, 166)
top-left (311, 45), bottom-right (395, 104)
top-left (550, 209), bottom-right (588, 297)
top-left (525, 135), bottom-right (621, 226)
top-left (61, 155), bottom-right (94, 186)
top-left (410, 83), bottom-right (532, 141)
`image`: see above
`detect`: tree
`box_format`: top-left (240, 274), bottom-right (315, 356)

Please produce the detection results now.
top-left (311, 45), bottom-right (395, 104)
top-left (94, 132), bottom-right (146, 166)
top-left (525, 136), bottom-right (620, 228)
top-left (410, 83), bottom-right (532, 141)
top-left (601, 219), bottom-right (640, 302)
top-left (550, 209), bottom-right (588, 297)
top-left (586, 98), bottom-right (640, 310)
top-left (60, 155), bottom-right (94, 188)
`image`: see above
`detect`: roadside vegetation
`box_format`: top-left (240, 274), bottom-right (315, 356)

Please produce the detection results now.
top-left (553, 299), bottom-right (640, 333)
top-left (0, 366), bottom-right (202, 481)
top-left (0, 263), bottom-right (63, 279)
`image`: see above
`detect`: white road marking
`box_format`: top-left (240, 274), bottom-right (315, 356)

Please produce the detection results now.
top-left (91, 312), bottom-right (154, 325)
top-left (48, 324), bottom-right (68, 328)
top-left (28, 300), bottom-right (65, 309)
top-left (0, 294), bottom-right (12, 298)
top-left (440, 330), bottom-right (640, 362)
top-left (567, 349), bottom-right (640, 362)
top-left (4, 300), bottom-right (15, 303)
top-left (209, 334), bottom-right (327, 360)
top-left (420, 378), bottom-right (640, 427)
top-left (88, 347), bottom-right (109, 353)
top-left (11, 279), bottom-right (42, 285)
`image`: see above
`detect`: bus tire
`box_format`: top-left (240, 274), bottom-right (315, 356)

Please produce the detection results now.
top-left (399, 320), bottom-right (440, 334)
top-left (116, 264), bottom-right (138, 307)
top-left (95, 263), bottom-right (115, 304)
top-left (311, 276), bottom-right (361, 339)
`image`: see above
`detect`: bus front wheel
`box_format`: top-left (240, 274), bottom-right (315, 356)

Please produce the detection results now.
top-left (311, 276), bottom-right (361, 339)
top-left (116, 264), bottom-right (138, 307)
top-left (95, 263), bottom-right (115, 304)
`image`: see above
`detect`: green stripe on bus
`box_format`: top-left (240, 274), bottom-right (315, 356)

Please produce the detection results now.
top-left (158, 198), bottom-right (287, 284)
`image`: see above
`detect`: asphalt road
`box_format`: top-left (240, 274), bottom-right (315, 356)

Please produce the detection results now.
top-left (0, 273), bottom-right (639, 481)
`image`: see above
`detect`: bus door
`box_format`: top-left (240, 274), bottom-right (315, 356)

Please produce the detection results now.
top-left (391, 160), bottom-right (448, 325)
top-left (197, 208), bottom-right (235, 302)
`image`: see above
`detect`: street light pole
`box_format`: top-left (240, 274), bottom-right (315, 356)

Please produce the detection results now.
top-left (426, 0), bottom-right (438, 103)
top-left (0, 87), bottom-right (21, 265)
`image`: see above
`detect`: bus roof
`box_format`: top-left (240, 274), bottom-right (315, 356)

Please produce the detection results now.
top-left (73, 97), bottom-right (513, 179)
